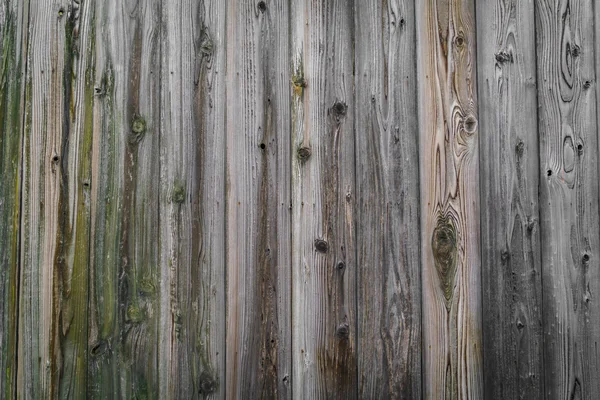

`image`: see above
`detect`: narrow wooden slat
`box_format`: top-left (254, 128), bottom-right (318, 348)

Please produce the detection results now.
top-left (224, 0), bottom-right (292, 397)
top-left (87, 0), bottom-right (161, 398)
top-left (291, 0), bottom-right (357, 398)
top-left (354, 0), bottom-right (421, 398)
top-left (18, 0), bottom-right (94, 397)
top-left (0, 1), bottom-right (28, 397)
top-left (536, 0), bottom-right (600, 398)
top-left (416, 0), bottom-right (483, 398)
top-left (159, 0), bottom-right (227, 398)
top-left (477, 0), bottom-right (545, 398)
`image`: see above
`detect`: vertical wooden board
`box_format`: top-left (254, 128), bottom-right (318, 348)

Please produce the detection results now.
top-left (354, 0), bottom-right (421, 398)
top-left (416, 0), bottom-right (483, 398)
top-left (477, 0), bottom-right (544, 398)
top-left (225, 0), bottom-right (292, 398)
top-left (291, 0), bottom-right (356, 398)
top-left (87, 0), bottom-right (161, 398)
top-left (18, 0), bottom-right (94, 397)
top-left (0, 0), bottom-right (27, 397)
top-left (159, 0), bottom-right (227, 398)
top-left (536, 0), bottom-right (600, 398)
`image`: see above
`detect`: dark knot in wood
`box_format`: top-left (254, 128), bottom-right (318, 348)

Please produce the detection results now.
top-left (314, 239), bottom-right (329, 253)
top-left (432, 214), bottom-right (458, 311)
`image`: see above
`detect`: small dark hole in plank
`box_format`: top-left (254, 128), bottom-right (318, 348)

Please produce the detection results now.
top-left (259, 143), bottom-right (266, 150)
top-left (547, 170), bottom-right (552, 176)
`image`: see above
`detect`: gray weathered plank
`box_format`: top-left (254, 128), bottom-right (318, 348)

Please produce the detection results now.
top-left (224, 0), bottom-right (292, 398)
top-left (18, 0), bottom-right (95, 397)
top-left (159, 0), bottom-right (227, 398)
top-left (477, 0), bottom-right (545, 398)
top-left (535, 0), bottom-right (600, 398)
top-left (0, 0), bottom-right (27, 398)
top-left (87, 0), bottom-right (161, 398)
top-left (416, 0), bottom-right (484, 398)
top-left (291, 0), bottom-right (357, 398)
top-left (354, 0), bottom-right (421, 398)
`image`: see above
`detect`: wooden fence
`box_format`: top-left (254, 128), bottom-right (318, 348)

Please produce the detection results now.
top-left (1, 0), bottom-right (599, 398)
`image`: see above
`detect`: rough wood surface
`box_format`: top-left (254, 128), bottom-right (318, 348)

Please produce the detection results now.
top-left (536, 0), bottom-right (600, 398)
top-left (225, 0), bottom-right (292, 398)
top-left (159, 1), bottom-right (226, 398)
top-left (477, 0), bottom-right (545, 398)
top-left (0, 1), bottom-right (27, 398)
top-left (291, 0), bottom-right (357, 398)
top-left (354, 1), bottom-right (421, 398)
top-left (416, 0), bottom-right (483, 398)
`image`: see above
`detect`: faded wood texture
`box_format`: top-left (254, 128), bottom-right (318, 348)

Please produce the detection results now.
top-left (225, 0), bottom-right (291, 398)
top-left (291, 0), bottom-right (357, 398)
top-left (536, 0), bottom-right (600, 399)
top-left (416, 0), bottom-right (483, 398)
top-left (6, 0), bottom-right (600, 398)
top-left (354, 0), bottom-right (421, 399)
top-left (477, 0), bottom-right (544, 399)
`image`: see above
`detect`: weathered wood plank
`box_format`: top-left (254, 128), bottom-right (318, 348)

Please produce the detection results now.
top-left (159, 1), bottom-right (227, 398)
top-left (18, 0), bottom-right (95, 397)
top-left (87, 0), bottom-right (161, 398)
top-left (476, 0), bottom-right (545, 398)
top-left (225, 0), bottom-right (292, 398)
top-left (291, 0), bottom-right (357, 398)
top-left (0, 1), bottom-right (27, 398)
top-left (536, 0), bottom-right (600, 398)
top-left (416, 0), bottom-right (483, 398)
top-left (354, 0), bottom-right (421, 398)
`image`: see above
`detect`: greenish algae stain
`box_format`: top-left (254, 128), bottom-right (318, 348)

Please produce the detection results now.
top-left (0, 9), bottom-right (23, 400)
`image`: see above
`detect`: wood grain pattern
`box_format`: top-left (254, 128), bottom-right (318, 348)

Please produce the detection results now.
top-left (0, 1), bottom-right (27, 398)
top-left (477, 0), bottom-right (545, 398)
top-left (18, 0), bottom-right (94, 397)
top-left (87, 0), bottom-right (161, 398)
top-left (291, 0), bottom-right (357, 398)
top-left (225, 0), bottom-right (291, 398)
top-left (536, 0), bottom-right (600, 398)
top-left (354, 0), bottom-right (421, 398)
top-left (416, 0), bottom-right (483, 398)
top-left (159, 0), bottom-right (226, 398)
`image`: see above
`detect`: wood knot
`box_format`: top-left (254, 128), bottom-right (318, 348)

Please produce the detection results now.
top-left (454, 34), bottom-right (465, 49)
top-left (577, 143), bottom-right (584, 155)
top-left (283, 375), bottom-right (290, 384)
top-left (495, 51), bottom-right (513, 64)
top-left (432, 215), bottom-right (458, 311)
top-left (336, 261), bottom-right (346, 271)
top-left (198, 371), bottom-right (217, 395)
top-left (582, 253), bottom-right (590, 265)
top-left (330, 101), bottom-right (348, 122)
top-left (336, 322), bottom-right (350, 340)
top-left (314, 239), bottom-right (329, 253)
top-left (463, 115), bottom-right (477, 135)
top-left (127, 305), bottom-right (144, 323)
top-left (583, 80), bottom-right (592, 90)
top-left (129, 115), bottom-right (147, 145)
top-left (297, 146), bottom-right (312, 161)
top-left (571, 44), bottom-right (581, 58)
top-left (516, 319), bottom-right (525, 330)
top-left (90, 340), bottom-right (108, 357)
top-left (259, 142), bottom-right (266, 150)
top-left (257, 1), bottom-right (267, 12)
top-left (172, 182), bottom-right (186, 204)
top-left (58, 7), bottom-right (65, 17)
top-left (547, 169), bottom-right (552, 177)
top-left (501, 249), bottom-right (510, 264)
top-left (516, 140), bottom-right (525, 157)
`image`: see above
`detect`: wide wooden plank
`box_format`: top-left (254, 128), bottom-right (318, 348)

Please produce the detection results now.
top-left (536, 0), bottom-right (600, 398)
top-left (416, 0), bottom-right (483, 398)
top-left (225, 0), bottom-right (292, 397)
top-left (0, 1), bottom-right (27, 398)
top-left (354, 0), bottom-right (421, 398)
top-left (477, 0), bottom-right (545, 398)
top-left (87, 0), bottom-right (161, 398)
top-left (291, 0), bottom-right (357, 398)
top-left (158, 0), bottom-right (227, 398)
top-left (18, 0), bottom-right (95, 397)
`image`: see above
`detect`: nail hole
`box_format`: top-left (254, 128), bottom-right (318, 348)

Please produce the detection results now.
top-left (259, 143), bottom-right (266, 150)
top-left (58, 7), bottom-right (64, 17)
top-left (547, 170), bottom-right (552, 176)
top-left (52, 155), bottom-right (60, 163)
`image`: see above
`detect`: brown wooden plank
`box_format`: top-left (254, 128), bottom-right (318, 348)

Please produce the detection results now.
top-left (291, 0), bottom-right (357, 398)
top-left (18, 0), bottom-right (95, 397)
top-left (0, 0), bottom-right (28, 397)
top-left (158, 0), bottom-right (227, 398)
top-left (536, 0), bottom-right (600, 398)
top-left (416, 0), bottom-right (483, 398)
top-left (354, 0), bottom-right (422, 398)
top-left (86, 0), bottom-right (162, 398)
top-left (477, 0), bottom-right (545, 398)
